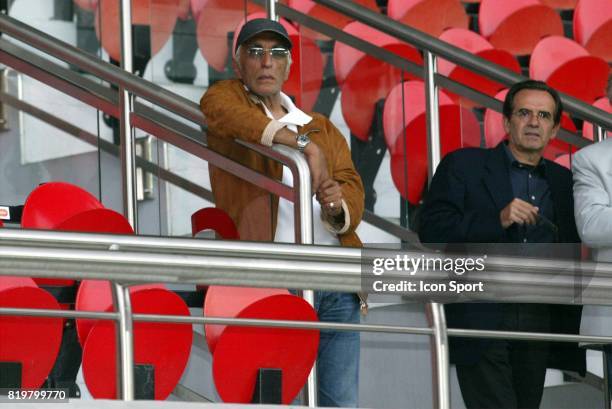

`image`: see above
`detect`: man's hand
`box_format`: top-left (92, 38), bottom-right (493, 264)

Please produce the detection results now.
top-left (303, 142), bottom-right (329, 192)
top-left (316, 178), bottom-right (343, 217)
top-left (500, 198), bottom-right (539, 229)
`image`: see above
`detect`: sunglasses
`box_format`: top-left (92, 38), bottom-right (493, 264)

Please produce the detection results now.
top-left (246, 46), bottom-right (290, 60)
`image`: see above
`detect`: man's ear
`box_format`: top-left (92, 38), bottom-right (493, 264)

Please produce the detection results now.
top-left (551, 123), bottom-right (560, 139)
top-left (503, 116), bottom-right (510, 135)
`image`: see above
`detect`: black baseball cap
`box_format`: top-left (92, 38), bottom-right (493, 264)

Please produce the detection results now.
top-left (235, 18), bottom-right (292, 53)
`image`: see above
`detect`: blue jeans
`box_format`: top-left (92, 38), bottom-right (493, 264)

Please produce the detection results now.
top-left (314, 291), bottom-right (360, 407)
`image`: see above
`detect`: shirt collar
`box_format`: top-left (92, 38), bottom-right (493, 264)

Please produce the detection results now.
top-left (503, 141), bottom-right (547, 175)
top-left (244, 85), bottom-right (312, 127)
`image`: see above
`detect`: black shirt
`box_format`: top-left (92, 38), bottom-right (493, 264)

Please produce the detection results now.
top-left (503, 143), bottom-right (557, 243)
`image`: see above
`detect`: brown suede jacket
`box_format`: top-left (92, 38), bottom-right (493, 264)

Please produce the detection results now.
top-left (200, 79), bottom-right (365, 249)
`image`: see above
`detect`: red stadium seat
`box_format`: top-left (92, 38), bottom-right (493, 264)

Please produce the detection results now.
top-left (573, 0), bottom-right (612, 62)
top-left (192, 207), bottom-right (239, 239)
top-left (78, 283), bottom-right (192, 399)
top-left (540, 0), bottom-right (577, 10)
top-left (194, 0), bottom-right (262, 72)
top-left (383, 80), bottom-right (480, 204)
top-left (74, 0), bottom-right (99, 11)
top-left (203, 286), bottom-right (288, 353)
top-left (554, 153), bottom-right (571, 169)
top-left (287, 0), bottom-right (379, 41)
top-left (438, 28), bottom-right (521, 107)
top-left (333, 21), bottom-right (422, 87)
top-left (483, 88), bottom-right (579, 161)
top-left (387, 0), bottom-right (469, 37)
top-left (529, 36), bottom-right (609, 104)
top-left (233, 13), bottom-right (324, 112)
top-left (583, 97), bottom-right (612, 140)
top-left (21, 182), bottom-right (105, 287)
top-left (212, 294), bottom-right (319, 403)
top-left (340, 55), bottom-right (409, 141)
top-left (0, 277), bottom-right (63, 388)
top-left (95, 0), bottom-right (179, 62)
top-left (177, 0), bottom-right (191, 20)
top-left (479, 0), bottom-right (563, 55)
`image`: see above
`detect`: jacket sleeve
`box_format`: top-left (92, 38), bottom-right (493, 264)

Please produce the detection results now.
top-left (325, 118), bottom-right (364, 235)
top-left (572, 150), bottom-right (612, 248)
top-left (199, 80), bottom-right (272, 144)
top-left (418, 153), bottom-right (506, 244)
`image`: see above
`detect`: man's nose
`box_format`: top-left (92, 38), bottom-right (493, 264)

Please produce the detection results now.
top-left (261, 52), bottom-right (273, 66)
top-left (527, 113), bottom-right (540, 126)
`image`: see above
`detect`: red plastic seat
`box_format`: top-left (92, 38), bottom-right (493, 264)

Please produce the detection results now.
top-left (438, 28), bottom-right (521, 107)
top-left (212, 294), bottom-right (319, 403)
top-left (483, 88), bottom-right (579, 161)
top-left (96, 0), bottom-right (179, 63)
top-left (21, 182), bottom-right (105, 286)
top-left (554, 153), bottom-right (571, 169)
top-left (387, 0), bottom-right (469, 37)
top-left (287, 0), bottom-right (379, 40)
top-left (74, 0), bottom-right (99, 11)
top-left (340, 55), bottom-right (409, 141)
top-left (530, 36), bottom-right (609, 104)
top-left (383, 80), bottom-right (480, 204)
top-left (79, 284), bottom-right (192, 399)
top-left (232, 13), bottom-right (324, 112)
top-left (192, 207), bottom-right (240, 239)
top-left (573, 0), bottom-right (612, 62)
top-left (194, 0), bottom-right (262, 72)
top-left (333, 21), bottom-right (422, 87)
top-left (583, 97), bottom-right (612, 140)
top-left (479, 0), bottom-right (563, 55)
top-left (540, 0), bottom-right (577, 10)
top-left (0, 277), bottom-right (63, 388)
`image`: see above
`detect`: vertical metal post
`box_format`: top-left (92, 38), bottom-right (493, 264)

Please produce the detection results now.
top-left (113, 282), bottom-right (134, 400)
top-left (119, 0), bottom-right (138, 229)
top-left (603, 346), bottom-right (611, 409)
top-left (594, 125), bottom-right (607, 142)
top-left (295, 162), bottom-right (317, 408)
top-left (424, 51), bottom-right (441, 180)
top-left (0, 68), bottom-right (9, 131)
top-left (265, 0), bottom-right (277, 21)
top-left (424, 50), bottom-right (450, 409)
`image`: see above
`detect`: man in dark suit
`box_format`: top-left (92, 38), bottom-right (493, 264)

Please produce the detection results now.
top-left (418, 80), bottom-right (585, 409)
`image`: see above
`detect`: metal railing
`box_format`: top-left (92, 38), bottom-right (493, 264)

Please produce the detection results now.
top-left (2, 230), bottom-right (612, 406)
top-left (1, 2), bottom-right (612, 408)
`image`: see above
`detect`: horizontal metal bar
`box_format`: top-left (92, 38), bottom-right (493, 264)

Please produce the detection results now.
top-left (362, 211), bottom-right (421, 244)
top-left (0, 307), bottom-right (118, 320)
top-left (0, 39), bottom-right (118, 117)
top-left (131, 113), bottom-right (295, 202)
top-left (0, 229), bottom-right (361, 261)
top-left (4, 306), bottom-right (610, 345)
top-left (447, 327), bottom-right (612, 345)
top-left (0, 14), bottom-right (205, 127)
top-left (308, 0), bottom-right (612, 129)
top-left (0, 91), bottom-right (215, 203)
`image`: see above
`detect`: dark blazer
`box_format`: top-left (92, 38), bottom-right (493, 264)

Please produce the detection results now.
top-left (418, 142), bottom-right (585, 375)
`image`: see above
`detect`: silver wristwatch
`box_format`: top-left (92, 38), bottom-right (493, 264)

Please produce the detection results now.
top-left (295, 130), bottom-right (319, 153)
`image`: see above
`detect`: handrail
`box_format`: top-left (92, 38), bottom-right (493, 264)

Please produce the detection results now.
top-left (309, 0), bottom-right (612, 130)
top-left (2, 229), bottom-right (612, 304)
top-left (0, 15), bottom-right (315, 245)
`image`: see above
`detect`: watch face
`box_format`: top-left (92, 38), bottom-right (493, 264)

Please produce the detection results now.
top-left (297, 134), bottom-right (311, 152)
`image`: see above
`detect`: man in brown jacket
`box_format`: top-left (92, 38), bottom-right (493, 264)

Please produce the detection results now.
top-left (200, 19), bottom-right (365, 407)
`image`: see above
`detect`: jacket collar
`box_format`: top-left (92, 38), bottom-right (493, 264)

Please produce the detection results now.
top-left (483, 142), bottom-right (514, 211)
top-left (243, 84), bottom-right (312, 127)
